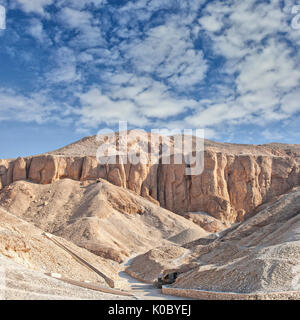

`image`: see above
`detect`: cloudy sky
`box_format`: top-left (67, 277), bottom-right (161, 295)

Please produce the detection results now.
top-left (0, 0), bottom-right (299, 158)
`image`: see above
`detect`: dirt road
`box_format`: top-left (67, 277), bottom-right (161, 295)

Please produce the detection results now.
top-left (118, 257), bottom-right (190, 300)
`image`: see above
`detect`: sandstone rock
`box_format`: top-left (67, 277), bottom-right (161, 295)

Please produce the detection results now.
top-left (13, 157), bottom-right (27, 182)
top-left (56, 157), bottom-right (84, 181)
top-left (0, 159), bottom-right (12, 187)
top-left (0, 134), bottom-right (299, 224)
top-left (28, 155), bottom-right (57, 184)
top-left (81, 156), bottom-right (106, 181)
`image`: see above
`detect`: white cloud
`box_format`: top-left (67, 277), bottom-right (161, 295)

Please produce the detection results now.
top-left (0, 88), bottom-right (60, 123)
top-left (57, 0), bottom-right (106, 10)
top-left (76, 71), bottom-right (200, 128)
top-left (185, 0), bottom-right (300, 132)
top-left (5, 0), bottom-right (300, 143)
top-left (122, 22), bottom-right (207, 89)
top-left (68, 0), bottom-right (300, 135)
top-left (262, 129), bottom-right (285, 141)
top-left (77, 88), bottom-right (146, 127)
top-left (198, 15), bottom-right (223, 32)
top-left (77, 52), bottom-right (94, 63)
top-left (59, 7), bottom-right (92, 28)
top-left (27, 19), bottom-right (50, 43)
top-left (13, 0), bottom-right (106, 15)
top-left (58, 7), bottom-right (104, 47)
top-left (14, 0), bottom-right (53, 15)
top-left (185, 102), bottom-right (245, 127)
top-left (281, 89), bottom-right (300, 114)
top-left (127, 80), bottom-right (197, 118)
top-left (46, 47), bottom-right (81, 83)
top-left (236, 40), bottom-right (300, 94)
top-left (200, 0), bottom-right (290, 58)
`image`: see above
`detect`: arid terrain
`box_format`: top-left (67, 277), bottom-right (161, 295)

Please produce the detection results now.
top-left (0, 131), bottom-right (299, 299)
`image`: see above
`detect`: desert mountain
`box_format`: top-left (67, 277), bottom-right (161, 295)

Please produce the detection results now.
top-left (0, 132), bottom-right (299, 226)
top-left (0, 133), bottom-right (299, 299)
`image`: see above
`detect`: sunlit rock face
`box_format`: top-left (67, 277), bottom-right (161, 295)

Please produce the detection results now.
top-left (0, 132), bottom-right (299, 223)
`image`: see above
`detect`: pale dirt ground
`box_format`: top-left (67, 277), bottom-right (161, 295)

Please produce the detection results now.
top-left (0, 254), bottom-right (133, 300)
top-left (0, 252), bottom-right (189, 300)
top-left (1, 184), bottom-right (299, 298)
top-left (118, 256), bottom-right (189, 300)
top-left (0, 207), bottom-right (120, 285)
top-left (0, 206), bottom-right (189, 300)
top-left (0, 186), bottom-right (201, 300)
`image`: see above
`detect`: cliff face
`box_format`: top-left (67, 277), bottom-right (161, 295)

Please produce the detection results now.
top-left (1, 143), bottom-right (299, 223)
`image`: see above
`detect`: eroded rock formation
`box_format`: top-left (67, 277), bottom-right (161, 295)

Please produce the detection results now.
top-left (0, 134), bottom-right (299, 223)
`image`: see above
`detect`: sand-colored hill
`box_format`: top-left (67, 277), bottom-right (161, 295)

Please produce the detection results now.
top-left (127, 187), bottom-right (300, 294)
top-left (49, 133), bottom-right (300, 159)
top-left (126, 245), bottom-right (189, 283)
top-left (0, 207), bottom-right (120, 285)
top-left (0, 178), bottom-right (207, 263)
top-left (0, 132), bottom-right (299, 224)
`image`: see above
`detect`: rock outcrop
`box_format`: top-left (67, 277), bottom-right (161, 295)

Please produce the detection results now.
top-left (0, 133), bottom-right (299, 223)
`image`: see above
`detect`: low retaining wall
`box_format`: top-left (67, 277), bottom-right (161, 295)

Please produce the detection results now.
top-left (125, 269), bottom-right (154, 284)
top-left (162, 286), bottom-right (300, 300)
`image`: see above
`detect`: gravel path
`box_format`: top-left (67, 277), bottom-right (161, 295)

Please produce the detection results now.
top-left (118, 256), bottom-right (190, 300)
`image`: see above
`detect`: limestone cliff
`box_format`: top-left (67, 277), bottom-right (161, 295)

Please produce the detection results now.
top-left (0, 133), bottom-right (299, 223)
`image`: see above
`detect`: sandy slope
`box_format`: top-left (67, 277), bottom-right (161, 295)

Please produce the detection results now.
top-left (127, 187), bottom-right (300, 294)
top-left (0, 206), bottom-right (188, 300)
top-left (177, 187), bottom-right (300, 293)
top-left (0, 207), bottom-right (120, 285)
top-left (0, 255), bottom-right (134, 300)
top-left (0, 178), bottom-right (207, 262)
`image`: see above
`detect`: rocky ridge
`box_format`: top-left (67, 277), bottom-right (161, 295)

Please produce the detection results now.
top-left (0, 132), bottom-right (299, 224)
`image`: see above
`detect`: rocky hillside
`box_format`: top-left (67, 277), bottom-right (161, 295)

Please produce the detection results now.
top-left (127, 186), bottom-right (300, 294)
top-left (0, 133), bottom-right (299, 299)
top-left (0, 207), bottom-right (120, 286)
top-left (0, 178), bottom-right (206, 262)
top-left (0, 132), bottom-right (299, 224)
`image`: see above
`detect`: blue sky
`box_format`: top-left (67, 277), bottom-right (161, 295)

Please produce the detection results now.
top-left (0, 0), bottom-right (300, 158)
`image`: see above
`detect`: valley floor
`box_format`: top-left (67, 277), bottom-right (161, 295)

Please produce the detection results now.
top-left (118, 270), bottom-right (187, 300)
